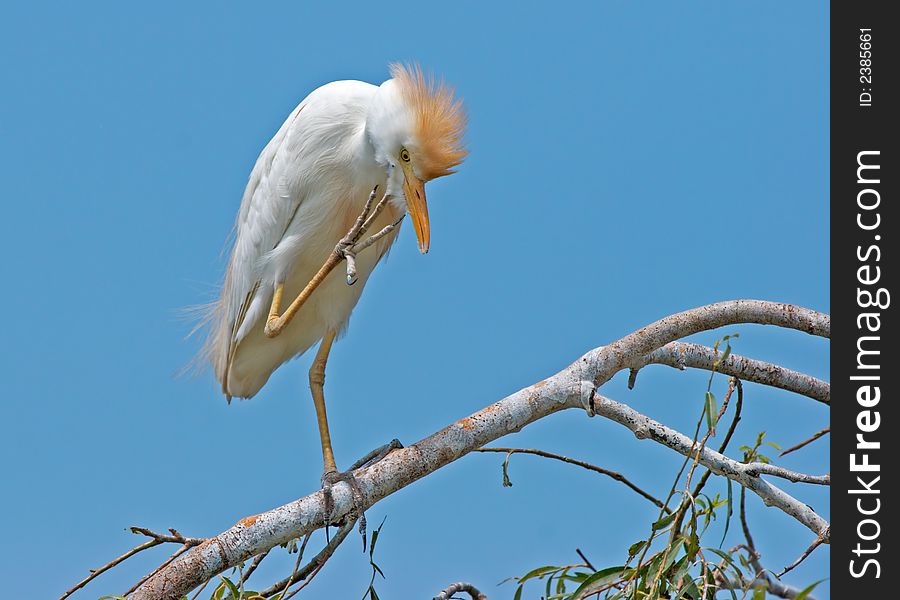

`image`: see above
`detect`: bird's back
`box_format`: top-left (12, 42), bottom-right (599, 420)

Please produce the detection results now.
top-left (204, 80), bottom-right (402, 399)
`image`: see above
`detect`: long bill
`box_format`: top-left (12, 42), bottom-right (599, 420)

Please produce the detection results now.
top-left (401, 168), bottom-right (430, 253)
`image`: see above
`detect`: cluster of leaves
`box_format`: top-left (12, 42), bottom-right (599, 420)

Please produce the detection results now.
top-left (506, 492), bottom-right (739, 599)
top-left (505, 335), bottom-right (821, 600)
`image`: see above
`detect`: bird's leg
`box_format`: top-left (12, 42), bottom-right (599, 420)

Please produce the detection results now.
top-left (308, 331), bottom-right (366, 537)
top-left (309, 331), bottom-right (338, 475)
top-left (265, 186), bottom-right (400, 337)
top-left (321, 438), bottom-right (404, 548)
top-left (309, 331), bottom-right (403, 543)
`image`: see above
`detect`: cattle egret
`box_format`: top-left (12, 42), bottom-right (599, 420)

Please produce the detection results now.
top-left (203, 64), bottom-right (467, 481)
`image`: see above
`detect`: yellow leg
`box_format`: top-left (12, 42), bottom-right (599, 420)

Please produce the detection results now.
top-left (266, 254), bottom-right (342, 338)
top-left (309, 330), bottom-right (338, 474)
top-left (264, 186), bottom-right (393, 339)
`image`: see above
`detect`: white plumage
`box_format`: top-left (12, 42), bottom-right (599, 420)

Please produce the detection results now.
top-left (204, 65), bottom-right (466, 406)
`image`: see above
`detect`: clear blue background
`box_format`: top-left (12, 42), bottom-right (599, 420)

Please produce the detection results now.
top-left (0, 1), bottom-right (829, 598)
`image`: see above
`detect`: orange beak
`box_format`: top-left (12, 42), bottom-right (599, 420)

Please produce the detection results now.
top-left (401, 168), bottom-right (429, 253)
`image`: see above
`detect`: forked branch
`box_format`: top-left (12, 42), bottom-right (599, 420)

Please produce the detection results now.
top-left (115, 300), bottom-right (829, 600)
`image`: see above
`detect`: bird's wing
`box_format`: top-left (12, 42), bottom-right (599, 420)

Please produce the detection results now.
top-left (206, 81), bottom-right (378, 392)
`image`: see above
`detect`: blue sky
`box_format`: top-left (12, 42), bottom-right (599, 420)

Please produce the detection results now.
top-left (0, 2), bottom-right (829, 598)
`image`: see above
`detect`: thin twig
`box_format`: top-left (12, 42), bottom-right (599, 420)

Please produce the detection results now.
top-left (188, 577), bottom-right (212, 600)
top-left (237, 548), bottom-right (271, 588)
top-left (474, 447), bottom-right (669, 511)
top-left (258, 518), bottom-right (357, 597)
top-left (61, 528), bottom-right (204, 600)
top-left (278, 532), bottom-right (312, 600)
top-left (575, 548), bottom-right (596, 571)
top-left (282, 561), bottom-right (327, 599)
top-left (779, 531), bottom-right (829, 577)
top-left (780, 427), bottom-right (830, 457)
top-left (130, 527), bottom-right (205, 546)
top-left (593, 393), bottom-right (830, 538)
top-left (123, 543), bottom-right (192, 597)
top-left (691, 378), bottom-right (743, 499)
top-left (740, 488), bottom-right (756, 553)
top-left (61, 539), bottom-right (162, 600)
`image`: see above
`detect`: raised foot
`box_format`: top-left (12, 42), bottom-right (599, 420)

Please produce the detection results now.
top-left (320, 439), bottom-right (404, 548)
top-left (337, 187), bottom-right (405, 285)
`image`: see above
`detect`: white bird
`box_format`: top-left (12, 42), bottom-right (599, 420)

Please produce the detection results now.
top-left (203, 64), bottom-right (466, 479)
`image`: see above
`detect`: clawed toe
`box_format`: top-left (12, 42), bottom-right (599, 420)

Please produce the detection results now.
top-left (319, 439), bottom-right (403, 549)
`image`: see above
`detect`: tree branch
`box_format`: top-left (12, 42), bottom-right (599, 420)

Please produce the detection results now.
top-left (125, 300), bottom-right (829, 600)
top-left (434, 581), bottom-right (488, 600)
top-left (255, 518), bottom-right (355, 597)
top-left (591, 393), bottom-right (829, 538)
top-left (434, 581), bottom-right (487, 600)
top-left (61, 528), bottom-right (204, 600)
top-left (636, 342), bottom-right (830, 404)
top-left (780, 427), bottom-right (830, 457)
top-left (474, 447), bottom-right (668, 510)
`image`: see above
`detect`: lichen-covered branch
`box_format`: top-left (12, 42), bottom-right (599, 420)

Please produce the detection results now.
top-left (433, 581), bottom-right (488, 600)
top-left (126, 300), bottom-right (829, 600)
top-left (637, 342), bottom-right (830, 404)
top-left (591, 393), bottom-right (829, 538)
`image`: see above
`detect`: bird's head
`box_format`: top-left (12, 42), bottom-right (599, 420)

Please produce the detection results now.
top-left (366, 63), bottom-right (467, 253)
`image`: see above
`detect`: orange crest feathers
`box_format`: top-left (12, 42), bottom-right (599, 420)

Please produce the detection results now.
top-left (390, 63), bottom-right (467, 180)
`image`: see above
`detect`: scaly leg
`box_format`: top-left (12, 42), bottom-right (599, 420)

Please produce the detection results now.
top-left (309, 330), bottom-right (338, 474)
top-left (265, 186), bottom-right (402, 338)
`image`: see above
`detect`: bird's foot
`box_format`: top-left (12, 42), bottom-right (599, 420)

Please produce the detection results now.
top-left (335, 186), bottom-right (404, 285)
top-left (320, 439), bottom-right (404, 549)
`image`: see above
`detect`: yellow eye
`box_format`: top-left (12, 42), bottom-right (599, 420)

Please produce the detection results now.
top-left (400, 148), bottom-right (411, 162)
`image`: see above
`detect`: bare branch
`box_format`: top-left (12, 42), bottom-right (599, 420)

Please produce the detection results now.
top-left (61, 528), bottom-right (204, 600)
top-left (257, 517), bottom-right (356, 597)
top-left (591, 393), bottom-right (830, 538)
top-left (123, 544), bottom-right (193, 597)
top-left (126, 301), bottom-right (829, 600)
top-left (236, 548), bottom-right (270, 588)
top-left (434, 581), bottom-right (488, 600)
top-left (62, 539), bottom-right (162, 600)
top-left (779, 531), bottom-right (829, 577)
top-left (638, 342), bottom-right (830, 404)
top-left (716, 573), bottom-right (819, 600)
top-left (780, 427), bottom-right (830, 457)
top-left (474, 447), bottom-right (668, 511)
top-left (591, 300), bottom-right (829, 392)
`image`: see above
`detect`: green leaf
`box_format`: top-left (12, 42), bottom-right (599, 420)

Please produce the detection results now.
top-left (660, 538), bottom-right (685, 576)
top-left (718, 343), bottom-right (732, 365)
top-left (569, 567), bottom-right (629, 598)
top-left (794, 579), bottom-right (826, 600)
top-left (683, 531), bottom-right (700, 560)
top-left (672, 578), bottom-right (702, 600)
top-left (219, 576), bottom-right (240, 599)
top-left (628, 539), bottom-right (648, 557)
top-left (517, 565), bottom-right (561, 583)
top-left (369, 517), bottom-right (386, 560)
top-left (513, 584), bottom-right (523, 600)
top-left (719, 478), bottom-right (733, 547)
top-left (652, 511), bottom-right (677, 531)
top-left (705, 391), bottom-right (718, 434)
